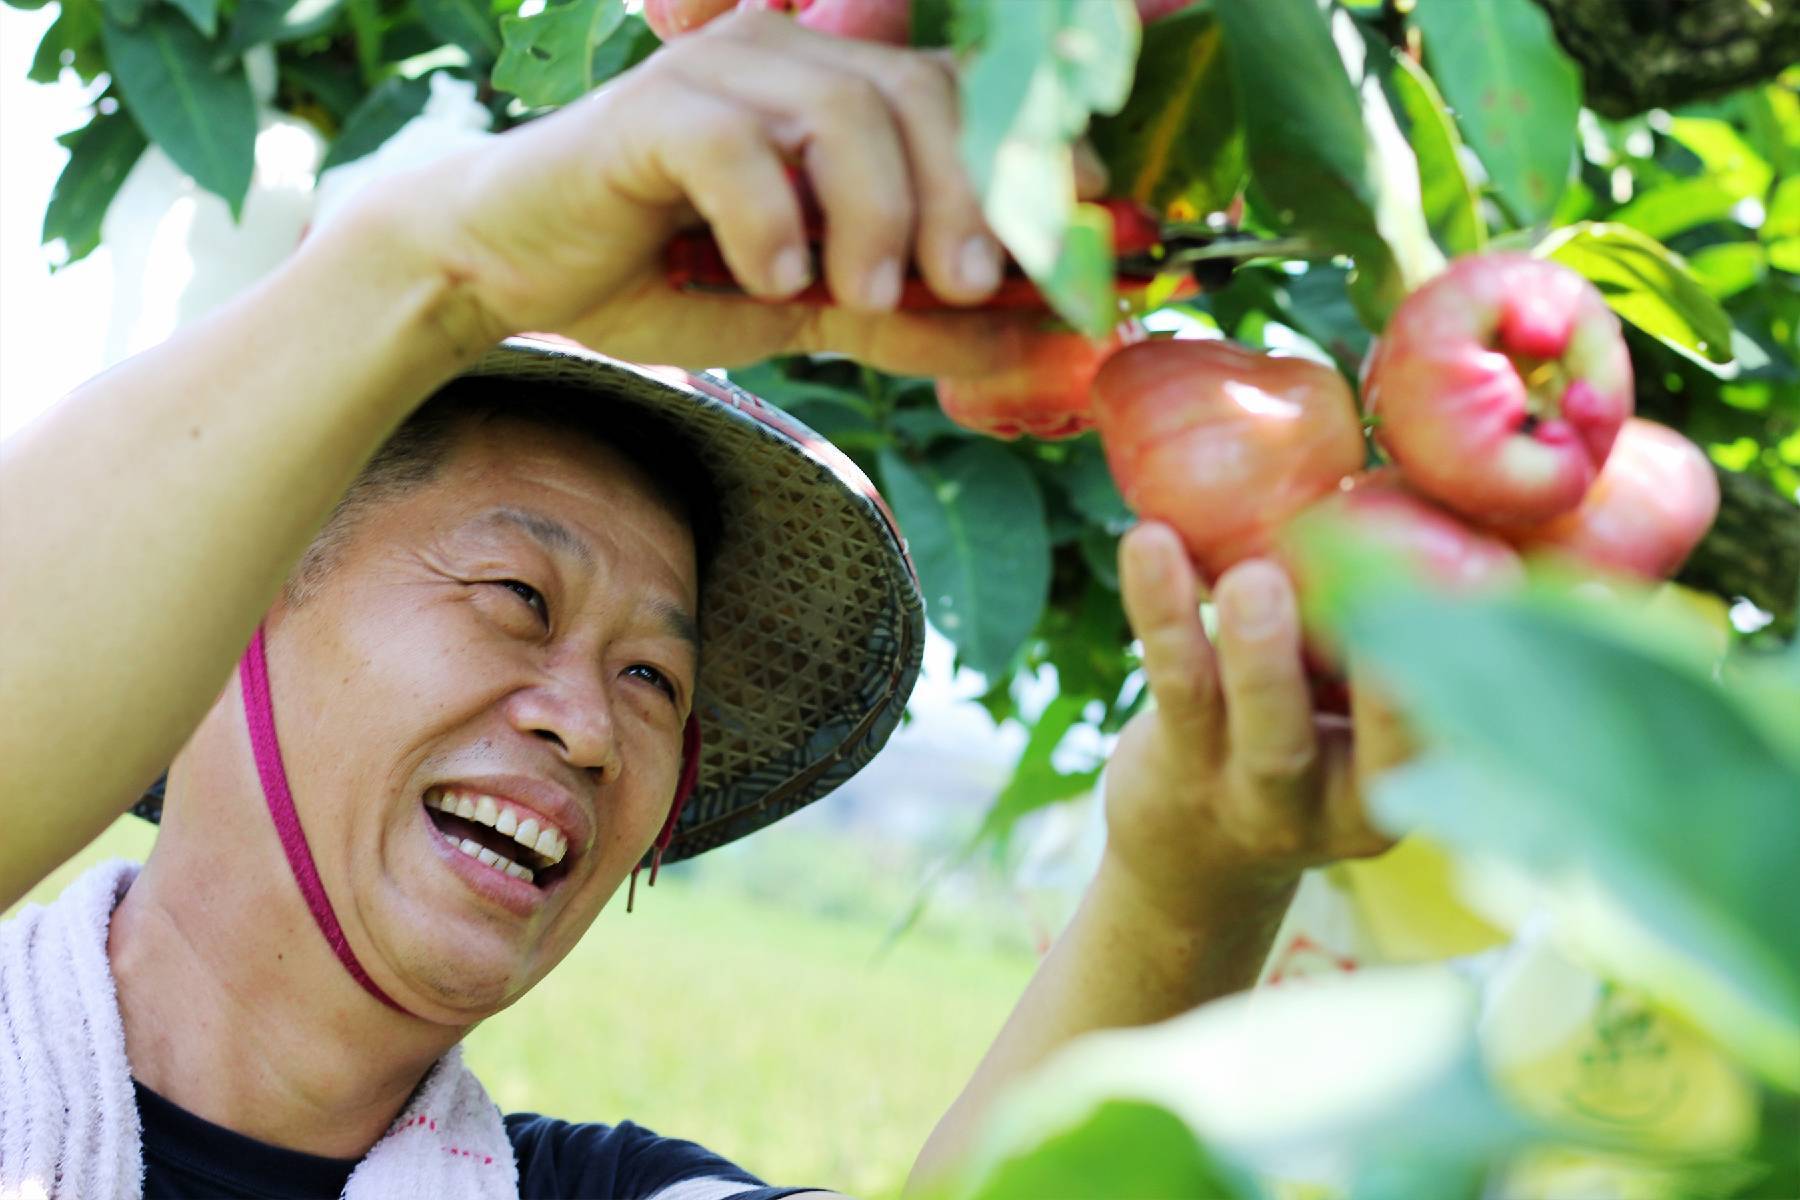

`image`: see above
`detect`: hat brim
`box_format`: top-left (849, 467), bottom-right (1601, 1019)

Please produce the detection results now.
top-left (136, 337), bottom-right (925, 864)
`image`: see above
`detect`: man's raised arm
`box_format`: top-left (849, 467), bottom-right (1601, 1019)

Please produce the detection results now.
top-left (907, 524), bottom-right (1415, 1191)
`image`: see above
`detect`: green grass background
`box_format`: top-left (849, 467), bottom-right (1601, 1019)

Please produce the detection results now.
top-left (18, 817), bottom-right (1043, 1199)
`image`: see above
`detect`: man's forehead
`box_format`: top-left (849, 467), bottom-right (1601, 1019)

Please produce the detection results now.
top-left (469, 506), bottom-right (700, 650)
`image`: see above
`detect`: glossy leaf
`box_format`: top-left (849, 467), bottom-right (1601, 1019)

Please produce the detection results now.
top-left (222, 0), bottom-right (345, 55)
top-left (101, 5), bottom-right (258, 216)
top-left (960, 1100), bottom-right (1249, 1200)
top-left (417, 0), bottom-right (501, 63)
top-left (973, 694), bottom-right (1099, 857)
top-left (1386, 48), bottom-right (1484, 257)
top-left (494, 0), bottom-right (625, 108)
top-left (1411, 0), bottom-right (1580, 226)
top-left (1537, 222), bottom-right (1735, 368)
top-left (1088, 5), bottom-right (1244, 215)
top-left (961, 965), bottom-right (1522, 1194)
top-left (318, 75), bottom-right (430, 172)
top-left (1214, 0), bottom-right (1439, 324)
top-left (166, 0), bottom-right (220, 37)
top-left (958, 0), bottom-right (1138, 335)
top-left (41, 107), bottom-right (148, 268)
top-left (28, 0), bottom-right (104, 84)
top-left (877, 443), bottom-right (1050, 679)
top-left (1331, 589), bottom-right (1800, 1085)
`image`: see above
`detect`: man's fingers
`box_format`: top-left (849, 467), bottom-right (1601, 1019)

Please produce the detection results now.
top-left (660, 33), bottom-right (916, 311)
top-left (1213, 560), bottom-right (1317, 798)
top-left (1119, 522), bottom-right (1220, 745)
top-left (1349, 661), bottom-right (1419, 799)
top-left (717, 16), bottom-right (1003, 307)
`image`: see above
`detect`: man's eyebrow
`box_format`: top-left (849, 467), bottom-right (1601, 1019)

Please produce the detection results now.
top-left (478, 507), bottom-right (593, 569)
top-left (476, 507), bottom-right (699, 653)
top-left (653, 598), bottom-right (702, 657)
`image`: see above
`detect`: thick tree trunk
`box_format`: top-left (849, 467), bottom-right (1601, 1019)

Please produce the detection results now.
top-left (1677, 468), bottom-right (1800, 635)
top-left (1530, 0), bottom-right (1800, 118)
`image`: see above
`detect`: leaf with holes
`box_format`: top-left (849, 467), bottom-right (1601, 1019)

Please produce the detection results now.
top-left (101, 5), bottom-right (257, 216)
top-left (877, 443), bottom-right (1050, 679)
top-left (1410, 0), bottom-right (1580, 226)
top-left (493, 0), bottom-right (626, 108)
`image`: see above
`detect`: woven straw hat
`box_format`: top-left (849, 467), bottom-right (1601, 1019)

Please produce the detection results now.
top-left (134, 336), bottom-right (926, 863)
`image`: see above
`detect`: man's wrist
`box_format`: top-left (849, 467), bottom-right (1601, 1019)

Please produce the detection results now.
top-left (1087, 845), bottom-right (1298, 997)
top-left (302, 177), bottom-right (510, 380)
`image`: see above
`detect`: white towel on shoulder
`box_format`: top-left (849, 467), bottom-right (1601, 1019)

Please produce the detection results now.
top-left (0, 860), bottom-right (518, 1200)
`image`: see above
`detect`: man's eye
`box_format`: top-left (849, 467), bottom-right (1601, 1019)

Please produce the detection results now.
top-left (499, 580), bottom-right (549, 625)
top-left (626, 663), bottom-right (678, 702)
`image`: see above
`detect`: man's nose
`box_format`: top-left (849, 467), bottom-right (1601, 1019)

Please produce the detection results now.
top-left (506, 671), bottom-right (622, 781)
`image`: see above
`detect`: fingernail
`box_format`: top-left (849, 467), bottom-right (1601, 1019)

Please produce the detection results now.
top-left (958, 235), bottom-right (1001, 293)
top-left (864, 258), bottom-right (902, 310)
top-left (770, 245), bottom-right (812, 296)
top-left (1221, 563), bottom-right (1291, 639)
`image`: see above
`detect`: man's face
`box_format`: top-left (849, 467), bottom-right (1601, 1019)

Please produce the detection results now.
top-left (262, 415), bottom-right (700, 1020)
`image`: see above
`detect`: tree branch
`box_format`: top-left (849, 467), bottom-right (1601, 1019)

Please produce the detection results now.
top-left (1530, 0), bottom-right (1800, 118)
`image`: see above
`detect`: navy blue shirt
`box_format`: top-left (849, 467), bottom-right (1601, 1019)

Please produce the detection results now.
top-left (136, 1080), bottom-right (815, 1200)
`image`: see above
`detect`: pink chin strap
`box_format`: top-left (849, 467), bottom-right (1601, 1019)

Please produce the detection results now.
top-left (237, 624), bottom-right (701, 1015)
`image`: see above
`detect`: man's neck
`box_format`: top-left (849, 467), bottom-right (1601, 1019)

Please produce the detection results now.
top-left (107, 850), bottom-right (465, 1159)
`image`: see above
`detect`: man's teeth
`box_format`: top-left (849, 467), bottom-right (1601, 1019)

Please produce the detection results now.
top-left (453, 836), bottom-right (535, 882)
top-left (424, 790), bottom-right (568, 866)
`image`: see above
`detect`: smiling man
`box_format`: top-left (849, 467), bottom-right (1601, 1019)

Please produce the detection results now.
top-left (0, 12), bottom-right (1410, 1200)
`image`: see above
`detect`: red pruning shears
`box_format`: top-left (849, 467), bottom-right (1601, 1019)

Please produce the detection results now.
top-left (663, 188), bottom-right (1313, 313)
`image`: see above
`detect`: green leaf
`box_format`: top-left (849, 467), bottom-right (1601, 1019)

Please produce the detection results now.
top-left (877, 444), bottom-right (1050, 679)
top-left (1087, 5), bottom-right (1244, 215)
top-left (1612, 177), bottom-right (1741, 242)
top-left (5, 0), bottom-right (54, 12)
top-left (280, 57), bottom-right (362, 121)
top-left (1688, 242), bottom-right (1768, 300)
top-left (974, 695), bottom-right (1099, 856)
top-left (1059, 438), bottom-right (1132, 532)
top-left (223, 0), bottom-right (345, 53)
top-left (101, 5), bottom-right (258, 216)
top-left (166, 0), bottom-right (219, 37)
top-left (1763, 175), bottom-right (1800, 243)
top-left (1214, 0), bottom-right (1440, 323)
top-left (584, 12), bottom-right (657, 87)
top-left (1537, 222), bottom-right (1735, 368)
top-left (909, 0), bottom-right (953, 47)
top-left (317, 75), bottom-right (430, 172)
top-left (958, 0), bottom-right (1138, 334)
top-left (1340, 591), bottom-right (1800, 1084)
top-left (961, 1100), bottom-right (1248, 1200)
top-left (961, 965), bottom-right (1522, 1194)
top-left (1411, 0), bottom-right (1581, 226)
top-left (493, 0), bottom-right (625, 109)
top-left (102, 0), bottom-right (148, 28)
top-left (1043, 201), bottom-right (1117, 338)
top-left (41, 108), bottom-right (149, 268)
top-left (1386, 48), bottom-right (1484, 257)
top-left (29, 0), bottom-right (105, 84)
top-left (417, 0), bottom-right (501, 63)
top-left (1667, 116), bottom-right (1774, 203)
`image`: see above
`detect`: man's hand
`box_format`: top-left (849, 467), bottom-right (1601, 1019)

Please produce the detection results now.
top-left (1102, 521), bottom-right (1415, 929)
top-left (388, 9), bottom-right (1044, 375)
